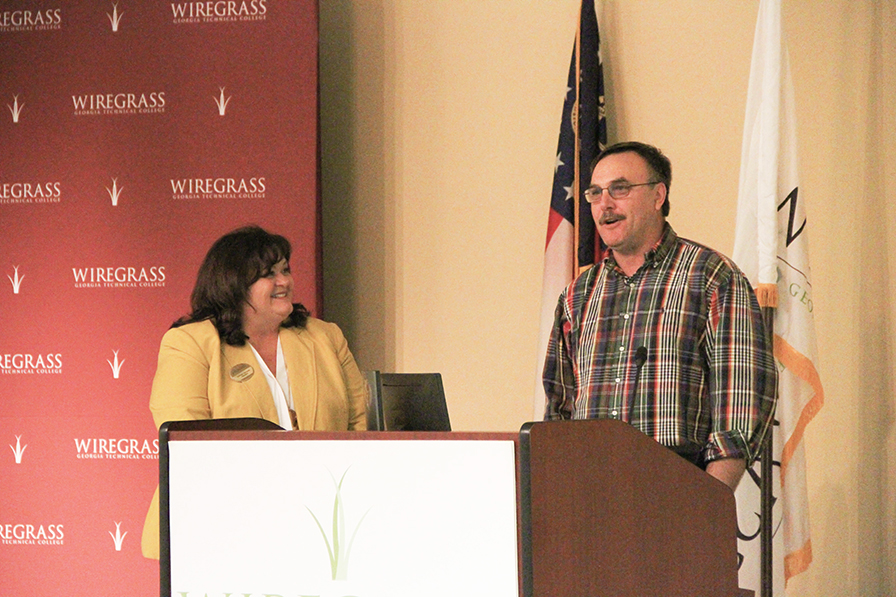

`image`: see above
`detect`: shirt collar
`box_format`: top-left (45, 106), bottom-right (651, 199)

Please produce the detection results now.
top-left (646, 223), bottom-right (677, 266)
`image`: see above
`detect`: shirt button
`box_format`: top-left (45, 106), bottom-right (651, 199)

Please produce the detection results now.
top-left (610, 409), bottom-right (619, 417)
top-left (619, 346), bottom-right (625, 352)
top-left (615, 377), bottom-right (621, 384)
top-left (623, 313), bottom-right (630, 320)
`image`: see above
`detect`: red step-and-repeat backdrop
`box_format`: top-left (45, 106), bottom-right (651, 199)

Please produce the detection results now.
top-left (0, 2), bottom-right (319, 594)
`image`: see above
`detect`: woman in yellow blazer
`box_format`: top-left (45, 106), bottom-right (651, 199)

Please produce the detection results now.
top-left (141, 225), bottom-right (367, 559)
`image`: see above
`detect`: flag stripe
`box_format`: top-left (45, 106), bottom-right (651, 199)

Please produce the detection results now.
top-left (784, 540), bottom-right (813, 582)
top-left (545, 208), bottom-right (566, 251)
top-left (774, 334), bottom-right (824, 478)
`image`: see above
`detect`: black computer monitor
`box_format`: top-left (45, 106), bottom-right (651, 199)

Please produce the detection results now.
top-left (365, 372), bottom-right (451, 431)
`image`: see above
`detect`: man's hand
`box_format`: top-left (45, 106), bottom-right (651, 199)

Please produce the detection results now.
top-left (706, 457), bottom-right (746, 490)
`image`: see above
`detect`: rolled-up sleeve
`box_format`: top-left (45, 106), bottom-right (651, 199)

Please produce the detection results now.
top-left (703, 271), bottom-right (778, 465)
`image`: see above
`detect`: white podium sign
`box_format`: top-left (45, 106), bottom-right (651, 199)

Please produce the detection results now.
top-left (166, 436), bottom-right (519, 597)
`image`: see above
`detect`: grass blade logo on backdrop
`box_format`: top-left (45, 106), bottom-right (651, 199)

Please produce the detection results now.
top-left (7, 95), bottom-right (23, 123)
top-left (109, 522), bottom-right (127, 550)
top-left (9, 435), bottom-right (27, 464)
top-left (8, 265), bottom-right (24, 294)
top-left (107, 2), bottom-right (123, 32)
top-left (215, 87), bottom-right (231, 116)
top-left (106, 177), bottom-right (123, 206)
top-left (107, 349), bottom-right (125, 378)
top-left (305, 469), bottom-right (372, 581)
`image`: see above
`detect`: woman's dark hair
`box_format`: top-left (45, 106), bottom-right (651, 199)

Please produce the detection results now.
top-left (173, 225), bottom-right (309, 345)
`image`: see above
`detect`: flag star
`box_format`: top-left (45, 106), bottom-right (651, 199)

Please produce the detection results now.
top-left (564, 185), bottom-right (574, 200)
top-left (555, 152), bottom-right (565, 172)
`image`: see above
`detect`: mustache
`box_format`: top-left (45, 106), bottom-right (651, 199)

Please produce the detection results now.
top-left (598, 212), bottom-right (625, 226)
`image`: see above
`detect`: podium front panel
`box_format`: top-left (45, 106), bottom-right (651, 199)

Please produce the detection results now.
top-left (521, 419), bottom-right (739, 597)
top-left (161, 428), bottom-right (519, 597)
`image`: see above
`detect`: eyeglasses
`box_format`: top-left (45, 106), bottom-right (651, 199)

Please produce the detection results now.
top-left (584, 181), bottom-right (660, 203)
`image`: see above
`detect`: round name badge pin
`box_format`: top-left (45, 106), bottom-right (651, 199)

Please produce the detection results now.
top-left (229, 363), bottom-right (254, 382)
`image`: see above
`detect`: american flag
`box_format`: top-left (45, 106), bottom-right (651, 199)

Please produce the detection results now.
top-left (534, 0), bottom-right (606, 420)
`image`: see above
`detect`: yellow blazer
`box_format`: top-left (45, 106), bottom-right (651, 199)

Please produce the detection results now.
top-left (140, 317), bottom-right (367, 559)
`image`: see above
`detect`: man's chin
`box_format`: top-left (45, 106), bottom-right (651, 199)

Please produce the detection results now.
top-left (598, 230), bottom-right (622, 247)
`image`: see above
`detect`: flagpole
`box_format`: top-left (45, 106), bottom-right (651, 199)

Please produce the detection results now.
top-left (572, 4), bottom-right (582, 274)
top-left (755, 283), bottom-right (778, 597)
top-left (760, 304), bottom-right (776, 597)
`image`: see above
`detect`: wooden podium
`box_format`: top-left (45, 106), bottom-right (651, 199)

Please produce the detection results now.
top-left (520, 419), bottom-right (740, 597)
top-left (159, 418), bottom-right (743, 597)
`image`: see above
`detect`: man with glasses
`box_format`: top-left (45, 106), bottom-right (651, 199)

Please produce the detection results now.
top-left (542, 141), bottom-right (777, 490)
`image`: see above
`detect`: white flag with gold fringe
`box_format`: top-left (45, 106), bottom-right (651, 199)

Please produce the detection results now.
top-left (732, 0), bottom-right (825, 592)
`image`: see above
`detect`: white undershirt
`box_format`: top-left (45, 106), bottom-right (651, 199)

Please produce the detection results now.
top-left (248, 338), bottom-right (294, 430)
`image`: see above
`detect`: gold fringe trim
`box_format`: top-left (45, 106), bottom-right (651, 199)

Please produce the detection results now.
top-left (784, 538), bottom-right (814, 584)
top-left (754, 283), bottom-right (779, 308)
top-left (774, 334), bottom-right (825, 482)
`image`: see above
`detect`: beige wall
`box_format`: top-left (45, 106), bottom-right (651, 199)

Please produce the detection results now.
top-left (320, 1), bottom-right (895, 595)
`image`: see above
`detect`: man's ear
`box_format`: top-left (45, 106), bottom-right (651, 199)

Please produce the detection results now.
top-left (653, 182), bottom-right (667, 213)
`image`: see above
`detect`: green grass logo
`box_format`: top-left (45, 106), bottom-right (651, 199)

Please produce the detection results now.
top-left (305, 468), bottom-right (372, 581)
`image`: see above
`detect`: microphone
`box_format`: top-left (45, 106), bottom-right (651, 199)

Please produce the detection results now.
top-left (634, 346), bottom-right (648, 368)
top-left (628, 346), bottom-right (648, 422)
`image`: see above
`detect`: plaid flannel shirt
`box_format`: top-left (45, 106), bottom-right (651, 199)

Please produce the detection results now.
top-left (543, 225), bottom-right (777, 465)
